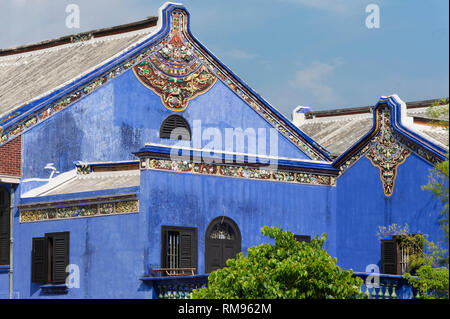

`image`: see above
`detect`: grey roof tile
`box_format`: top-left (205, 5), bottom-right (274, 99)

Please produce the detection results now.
top-left (0, 25), bottom-right (157, 118)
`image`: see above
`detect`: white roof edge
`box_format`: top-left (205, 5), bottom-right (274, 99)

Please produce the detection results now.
top-left (21, 169), bottom-right (78, 198)
top-left (143, 142), bottom-right (332, 164)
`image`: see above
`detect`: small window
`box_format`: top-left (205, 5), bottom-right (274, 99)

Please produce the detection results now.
top-left (32, 232), bottom-right (70, 284)
top-left (294, 235), bottom-right (311, 243)
top-left (161, 226), bottom-right (197, 275)
top-left (160, 115), bottom-right (191, 140)
top-left (381, 235), bottom-right (423, 275)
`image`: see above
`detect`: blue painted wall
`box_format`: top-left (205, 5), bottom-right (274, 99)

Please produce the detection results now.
top-left (12, 187), bottom-right (154, 299)
top-left (5, 3), bottom-right (445, 299)
top-left (14, 66), bottom-right (315, 298)
top-left (0, 183), bottom-right (11, 299)
top-left (0, 270), bottom-right (8, 298)
top-left (335, 153), bottom-right (445, 272)
top-left (140, 169), bottom-right (337, 276)
top-left (21, 69), bottom-right (309, 194)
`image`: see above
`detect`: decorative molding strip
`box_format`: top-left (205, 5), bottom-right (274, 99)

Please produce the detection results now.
top-left (140, 158), bottom-right (336, 187)
top-left (0, 5), bottom-right (330, 162)
top-left (19, 199), bottom-right (139, 223)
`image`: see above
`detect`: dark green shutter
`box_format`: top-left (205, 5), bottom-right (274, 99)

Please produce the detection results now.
top-left (32, 237), bottom-right (47, 283)
top-left (161, 226), bottom-right (197, 273)
top-left (0, 188), bottom-right (10, 265)
top-left (160, 115), bottom-right (191, 140)
top-left (179, 229), bottom-right (197, 272)
top-left (48, 232), bottom-right (69, 284)
top-left (381, 239), bottom-right (398, 275)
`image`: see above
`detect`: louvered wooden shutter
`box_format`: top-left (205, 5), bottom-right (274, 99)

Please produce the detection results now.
top-left (179, 229), bottom-right (197, 272)
top-left (381, 239), bottom-right (399, 275)
top-left (161, 226), bottom-right (197, 273)
top-left (32, 237), bottom-right (47, 283)
top-left (0, 210), bottom-right (9, 265)
top-left (160, 115), bottom-right (191, 140)
top-left (0, 188), bottom-right (10, 265)
top-left (48, 232), bottom-right (69, 284)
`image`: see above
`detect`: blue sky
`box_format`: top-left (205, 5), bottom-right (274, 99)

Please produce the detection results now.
top-left (1, 0), bottom-right (448, 117)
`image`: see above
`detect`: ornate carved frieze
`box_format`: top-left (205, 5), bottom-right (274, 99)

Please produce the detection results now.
top-left (133, 12), bottom-right (216, 111)
top-left (365, 106), bottom-right (411, 196)
top-left (19, 200), bottom-right (139, 223)
top-left (0, 6), bottom-right (330, 161)
top-left (140, 157), bottom-right (336, 187)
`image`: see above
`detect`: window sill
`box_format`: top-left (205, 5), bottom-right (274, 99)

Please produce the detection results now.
top-left (40, 284), bottom-right (69, 295)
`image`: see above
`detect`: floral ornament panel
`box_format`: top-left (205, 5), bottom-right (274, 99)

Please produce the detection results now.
top-left (209, 223), bottom-right (235, 240)
top-left (141, 158), bottom-right (336, 187)
top-left (366, 106), bottom-right (411, 196)
top-left (133, 11), bottom-right (217, 111)
top-left (20, 200), bottom-right (139, 223)
top-left (0, 8), bottom-right (328, 162)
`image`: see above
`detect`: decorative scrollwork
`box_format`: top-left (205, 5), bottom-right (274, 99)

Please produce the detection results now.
top-left (366, 106), bottom-right (411, 196)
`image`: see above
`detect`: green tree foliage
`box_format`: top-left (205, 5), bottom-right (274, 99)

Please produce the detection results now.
top-left (404, 266), bottom-right (449, 299)
top-left (191, 227), bottom-right (363, 299)
top-left (422, 156), bottom-right (449, 246)
top-left (377, 223), bottom-right (449, 299)
top-left (422, 98), bottom-right (449, 264)
top-left (401, 99), bottom-right (449, 299)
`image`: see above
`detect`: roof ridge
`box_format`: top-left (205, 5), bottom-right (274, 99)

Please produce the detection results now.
top-left (305, 98), bottom-right (449, 118)
top-left (0, 27), bottom-right (157, 63)
top-left (0, 16), bottom-right (158, 57)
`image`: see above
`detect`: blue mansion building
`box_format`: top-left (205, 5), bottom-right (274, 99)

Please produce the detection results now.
top-left (0, 3), bottom-right (448, 299)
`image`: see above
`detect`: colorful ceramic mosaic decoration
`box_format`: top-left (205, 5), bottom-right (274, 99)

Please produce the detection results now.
top-left (20, 200), bottom-right (139, 223)
top-left (140, 158), bottom-right (336, 187)
top-left (365, 106), bottom-right (411, 196)
top-left (0, 8), bottom-right (330, 162)
top-left (133, 12), bottom-right (217, 111)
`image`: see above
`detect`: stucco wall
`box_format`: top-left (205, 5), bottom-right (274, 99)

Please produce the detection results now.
top-left (20, 70), bottom-right (310, 194)
top-left (140, 169), bottom-right (337, 276)
top-left (12, 187), bottom-right (154, 299)
top-left (335, 153), bottom-right (445, 272)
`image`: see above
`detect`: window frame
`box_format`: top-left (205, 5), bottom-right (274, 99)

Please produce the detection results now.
top-left (160, 226), bottom-right (198, 275)
top-left (32, 231), bottom-right (70, 284)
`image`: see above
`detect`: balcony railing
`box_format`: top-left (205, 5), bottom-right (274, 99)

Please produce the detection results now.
top-left (141, 273), bottom-right (209, 299)
top-left (352, 272), bottom-right (421, 299)
top-left (141, 270), bottom-right (421, 299)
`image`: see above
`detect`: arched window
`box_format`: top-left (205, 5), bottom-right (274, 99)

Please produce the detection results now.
top-left (159, 115), bottom-right (191, 140)
top-left (205, 216), bottom-right (241, 273)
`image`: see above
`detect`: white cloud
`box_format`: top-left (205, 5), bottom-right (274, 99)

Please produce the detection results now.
top-left (220, 49), bottom-right (258, 60)
top-left (280, 0), bottom-right (364, 15)
top-left (288, 59), bottom-right (343, 106)
top-left (12, 0), bottom-right (49, 6)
